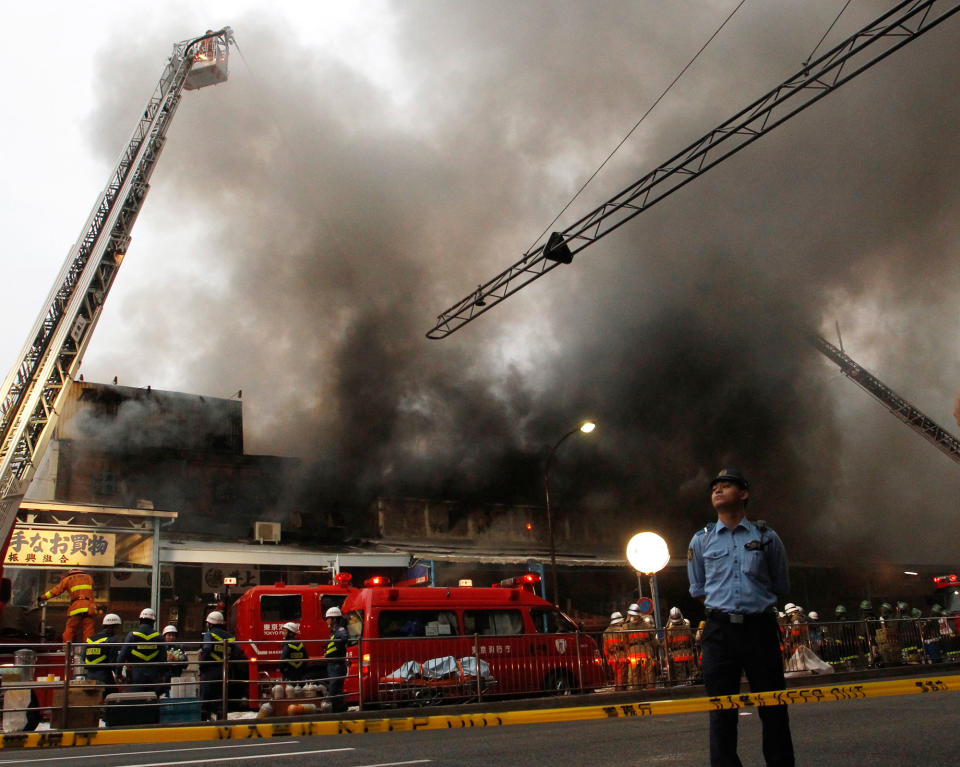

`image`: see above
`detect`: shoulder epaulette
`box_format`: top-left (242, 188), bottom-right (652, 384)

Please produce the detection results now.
top-left (696, 522), bottom-right (716, 536)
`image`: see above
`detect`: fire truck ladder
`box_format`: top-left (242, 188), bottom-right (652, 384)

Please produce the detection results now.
top-left (0, 28), bottom-right (234, 544)
top-left (809, 333), bottom-right (960, 465)
top-left (427, 0), bottom-right (960, 339)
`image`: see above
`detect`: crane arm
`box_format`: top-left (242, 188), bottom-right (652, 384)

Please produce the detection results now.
top-left (427, 0), bottom-right (960, 339)
top-left (0, 28), bottom-right (234, 561)
top-left (809, 333), bottom-right (960, 465)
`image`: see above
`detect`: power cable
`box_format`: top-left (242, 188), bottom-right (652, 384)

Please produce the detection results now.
top-left (526, 0), bottom-right (748, 256)
top-left (804, 0), bottom-right (855, 66)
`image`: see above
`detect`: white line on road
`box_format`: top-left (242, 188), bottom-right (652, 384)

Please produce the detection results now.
top-left (87, 747), bottom-right (354, 767)
top-left (349, 761), bottom-right (432, 767)
top-left (0, 741), bottom-right (306, 764)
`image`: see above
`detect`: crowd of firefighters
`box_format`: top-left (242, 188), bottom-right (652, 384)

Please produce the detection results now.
top-left (600, 598), bottom-right (960, 688)
top-left (37, 569), bottom-right (349, 720)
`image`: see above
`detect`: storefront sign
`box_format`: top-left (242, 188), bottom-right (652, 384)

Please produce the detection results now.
top-left (4, 527), bottom-right (116, 567)
top-left (202, 565), bottom-right (259, 593)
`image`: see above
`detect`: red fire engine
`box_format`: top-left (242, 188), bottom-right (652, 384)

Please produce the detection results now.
top-left (341, 573), bottom-right (605, 708)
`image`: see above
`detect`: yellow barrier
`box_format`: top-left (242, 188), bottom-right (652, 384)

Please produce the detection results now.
top-left (2, 674), bottom-right (958, 750)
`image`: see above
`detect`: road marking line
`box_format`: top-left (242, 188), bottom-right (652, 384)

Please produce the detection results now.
top-left (109, 747), bottom-right (353, 767)
top-left (349, 762), bottom-right (431, 767)
top-left (1, 675), bottom-right (956, 750)
top-left (0, 740), bottom-right (303, 764)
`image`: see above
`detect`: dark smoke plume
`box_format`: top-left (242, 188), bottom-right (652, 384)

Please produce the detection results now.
top-left (80, 1), bottom-right (960, 562)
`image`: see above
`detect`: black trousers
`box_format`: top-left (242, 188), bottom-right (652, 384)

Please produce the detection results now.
top-left (701, 614), bottom-right (795, 767)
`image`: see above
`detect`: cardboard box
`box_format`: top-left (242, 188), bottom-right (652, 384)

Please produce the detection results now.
top-left (50, 681), bottom-right (103, 730)
top-left (104, 691), bottom-right (158, 726)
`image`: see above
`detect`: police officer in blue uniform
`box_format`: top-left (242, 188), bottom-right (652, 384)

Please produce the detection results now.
top-left (687, 467), bottom-right (795, 767)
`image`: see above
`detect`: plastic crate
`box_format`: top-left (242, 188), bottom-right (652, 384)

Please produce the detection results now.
top-left (159, 697), bottom-right (201, 723)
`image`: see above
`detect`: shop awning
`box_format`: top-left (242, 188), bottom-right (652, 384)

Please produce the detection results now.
top-left (159, 539), bottom-right (412, 569)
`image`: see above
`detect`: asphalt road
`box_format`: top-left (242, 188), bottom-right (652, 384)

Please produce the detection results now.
top-left (4, 690), bottom-right (957, 767)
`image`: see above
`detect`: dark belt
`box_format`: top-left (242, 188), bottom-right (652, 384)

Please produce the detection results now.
top-left (706, 609), bottom-right (774, 624)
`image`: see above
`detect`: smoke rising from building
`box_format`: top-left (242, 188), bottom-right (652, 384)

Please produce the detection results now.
top-left (74, 1), bottom-right (960, 562)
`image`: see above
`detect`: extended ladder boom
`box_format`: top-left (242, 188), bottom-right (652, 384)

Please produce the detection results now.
top-left (0, 28), bottom-right (234, 555)
top-left (427, 0), bottom-right (960, 339)
top-left (809, 333), bottom-right (960, 464)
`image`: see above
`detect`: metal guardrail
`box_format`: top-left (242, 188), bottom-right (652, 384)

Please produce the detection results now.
top-left (0, 618), bottom-right (956, 729)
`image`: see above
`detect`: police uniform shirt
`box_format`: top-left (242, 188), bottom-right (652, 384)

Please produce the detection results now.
top-left (687, 517), bottom-right (789, 614)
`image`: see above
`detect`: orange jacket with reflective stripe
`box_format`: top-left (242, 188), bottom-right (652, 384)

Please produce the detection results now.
top-left (42, 571), bottom-right (97, 616)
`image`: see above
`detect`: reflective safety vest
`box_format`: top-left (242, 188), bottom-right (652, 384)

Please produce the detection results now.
top-left (84, 631), bottom-right (113, 665)
top-left (130, 630), bottom-right (160, 662)
top-left (325, 627), bottom-right (346, 661)
top-left (207, 630), bottom-right (236, 662)
top-left (283, 642), bottom-right (306, 668)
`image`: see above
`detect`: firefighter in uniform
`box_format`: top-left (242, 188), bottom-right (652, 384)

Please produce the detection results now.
top-left (200, 610), bottom-right (242, 720)
top-left (39, 568), bottom-right (98, 642)
top-left (859, 600), bottom-right (880, 666)
top-left (622, 603), bottom-right (643, 689)
top-left (83, 613), bottom-right (122, 691)
top-left (118, 607), bottom-right (164, 694)
top-left (602, 611), bottom-right (628, 690)
top-left (876, 602), bottom-right (900, 665)
top-left (280, 621), bottom-right (310, 682)
top-left (323, 606), bottom-right (348, 712)
top-left (897, 602), bottom-right (922, 663)
top-left (665, 606), bottom-right (696, 683)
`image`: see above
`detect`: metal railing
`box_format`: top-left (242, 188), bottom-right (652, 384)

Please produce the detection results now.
top-left (1, 618), bottom-right (957, 729)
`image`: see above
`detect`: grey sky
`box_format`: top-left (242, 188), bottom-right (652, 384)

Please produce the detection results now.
top-left (3, 1), bottom-right (960, 562)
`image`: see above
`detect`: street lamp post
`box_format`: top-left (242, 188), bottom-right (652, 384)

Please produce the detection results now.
top-left (543, 421), bottom-right (595, 606)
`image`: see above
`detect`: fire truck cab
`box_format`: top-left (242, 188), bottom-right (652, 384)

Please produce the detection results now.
top-left (230, 578), bottom-right (352, 703)
top-left (342, 574), bottom-right (604, 708)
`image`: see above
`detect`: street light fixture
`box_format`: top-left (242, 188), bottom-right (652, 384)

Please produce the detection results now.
top-left (626, 531), bottom-right (670, 631)
top-left (543, 421), bottom-right (596, 605)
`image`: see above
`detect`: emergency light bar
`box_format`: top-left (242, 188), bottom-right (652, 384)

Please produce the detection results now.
top-left (364, 575), bottom-right (391, 587)
top-left (495, 573), bottom-right (541, 588)
top-left (933, 574), bottom-right (959, 589)
top-left (333, 572), bottom-right (353, 586)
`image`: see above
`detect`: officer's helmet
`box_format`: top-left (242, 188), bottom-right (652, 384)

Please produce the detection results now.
top-left (609, 611), bottom-right (624, 625)
top-left (808, 611), bottom-right (819, 621)
top-left (669, 606), bottom-right (682, 621)
top-left (282, 621), bottom-right (300, 634)
top-left (910, 608), bottom-right (922, 619)
top-left (834, 604), bottom-right (847, 616)
top-left (139, 607), bottom-right (156, 621)
top-left (162, 624), bottom-right (178, 635)
top-left (627, 603), bottom-right (641, 617)
top-left (102, 613), bottom-right (122, 626)
top-left (206, 610), bottom-right (225, 625)
top-left (932, 604), bottom-right (944, 616)
top-left (325, 606), bottom-right (342, 619)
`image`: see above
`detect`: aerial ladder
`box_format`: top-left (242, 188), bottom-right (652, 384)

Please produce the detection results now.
top-left (427, 0), bottom-right (960, 338)
top-left (809, 333), bottom-right (960, 464)
top-left (0, 28), bottom-right (235, 609)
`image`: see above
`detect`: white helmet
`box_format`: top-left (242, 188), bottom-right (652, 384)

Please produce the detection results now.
top-left (139, 607), bottom-right (156, 621)
top-left (786, 604), bottom-right (802, 615)
top-left (162, 624), bottom-right (178, 635)
top-left (206, 610), bottom-right (225, 625)
top-left (282, 621), bottom-right (300, 634)
top-left (783, 603), bottom-right (796, 613)
top-left (325, 606), bottom-right (342, 619)
top-left (808, 612), bottom-right (819, 621)
top-left (609, 611), bottom-right (624, 625)
top-left (669, 606), bottom-right (683, 620)
top-left (627, 603), bottom-right (641, 616)
top-left (102, 613), bottom-right (122, 626)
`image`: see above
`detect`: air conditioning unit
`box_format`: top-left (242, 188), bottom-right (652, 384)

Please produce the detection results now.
top-left (254, 521), bottom-right (281, 544)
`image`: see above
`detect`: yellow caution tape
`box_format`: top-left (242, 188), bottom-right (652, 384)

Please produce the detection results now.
top-left (2, 674), bottom-right (958, 750)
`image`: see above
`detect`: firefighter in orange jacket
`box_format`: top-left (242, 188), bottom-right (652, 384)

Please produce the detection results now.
top-left (39, 568), bottom-right (98, 642)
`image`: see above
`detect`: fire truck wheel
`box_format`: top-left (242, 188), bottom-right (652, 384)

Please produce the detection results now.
top-left (544, 669), bottom-right (575, 695)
